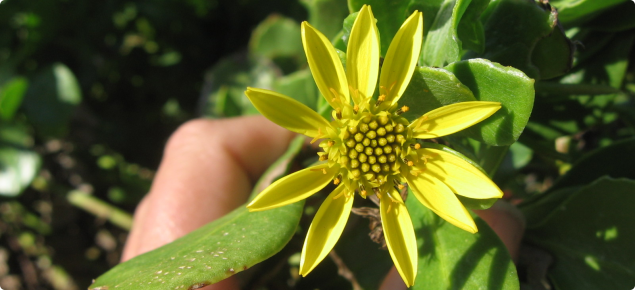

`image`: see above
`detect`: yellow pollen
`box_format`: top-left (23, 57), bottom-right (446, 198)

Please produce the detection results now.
top-left (412, 143), bottom-right (421, 149)
top-left (322, 168), bottom-right (327, 174)
top-left (354, 104), bottom-right (359, 113)
top-left (329, 88), bottom-right (342, 104)
top-left (319, 155), bottom-right (327, 161)
top-left (333, 177), bottom-right (340, 185)
top-left (310, 128), bottom-right (324, 144)
top-left (328, 141), bottom-right (335, 147)
top-left (360, 190), bottom-right (367, 197)
top-left (407, 160), bottom-right (414, 166)
top-left (397, 184), bottom-right (405, 190)
top-left (377, 95), bottom-right (386, 102)
top-left (401, 106), bottom-right (409, 112)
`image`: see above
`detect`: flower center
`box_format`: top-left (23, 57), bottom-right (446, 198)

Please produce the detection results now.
top-left (338, 113), bottom-right (409, 185)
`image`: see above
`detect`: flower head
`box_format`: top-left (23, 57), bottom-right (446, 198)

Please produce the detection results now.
top-left (244, 5), bottom-right (503, 286)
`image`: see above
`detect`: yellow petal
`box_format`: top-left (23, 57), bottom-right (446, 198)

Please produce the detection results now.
top-left (346, 5), bottom-right (380, 104)
top-left (247, 164), bottom-right (338, 212)
top-left (299, 185), bottom-right (353, 276)
top-left (302, 21), bottom-right (349, 109)
top-left (245, 87), bottom-right (331, 138)
top-left (410, 101), bottom-right (501, 139)
top-left (405, 173), bottom-right (477, 233)
top-left (378, 10), bottom-right (423, 107)
top-left (380, 190), bottom-right (418, 287)
top-left (419, 148), bottom-right (503, 199)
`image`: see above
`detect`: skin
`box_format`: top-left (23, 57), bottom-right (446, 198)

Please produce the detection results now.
top-left (122, 115), bottom-right (524, 290)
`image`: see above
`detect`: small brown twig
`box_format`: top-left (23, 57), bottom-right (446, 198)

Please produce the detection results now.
top-left (329, 250), bottom-right (362, 290)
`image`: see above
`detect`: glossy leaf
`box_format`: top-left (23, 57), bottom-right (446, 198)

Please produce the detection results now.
top-left (406, 190), bottom-right (519, 290)
top-left (524, 177), bottom-right (635, 290)
top-left (549, 0), bottom-right (624, 25)
top-left (586, 2), bottom-right (635, 32)
top-left (547, 138), bottom-right (635, 193)
top-left (399, 66), bottom-right (476, 122)
top-left (200, 55), bottom-right (278, 118)
top-left (456, 0), bottom-right (489, 54)
top-left (301, 0), bottom-right (349, 40)
top-left (22, 63), bottom-right (82, 137)
top-left (89, 137), bottom-right (306, 290)
top-left (248, 15), bottom-right (303, 61)
top-left (0, 123), bottom-right (41, 197)
top-left (406, 0), bottom-right (444, 36)
top-left (445, 59), bottom-right (535, 146)
top-left (420, 0), bottom-right (471, 67)
top-left (0, 77), bottom-right (28, 121)
top-left (473, 0), bottom-right (574, 80)
top-left (273, 69), bottom-right (320, 110)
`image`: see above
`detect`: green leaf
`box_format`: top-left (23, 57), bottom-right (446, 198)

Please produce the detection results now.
top-left (348, 0), bottom-right (411, 56)
top-left (420, 0), bottom-right (470, 67)
top-left (89, 137), bottom-right (306, 290)
top-left (406, 0), bottom-right (444, 36)
top-left (406, 191), bottom-right (519, 290)
top-left (562, 30), bottom-right (634, 89)
top-left (301, 0), bottom-right (349, 41)
top-left (524, 177), bottom-right (635, 290)
top-left (248, 15), bottom-right (303, 61)
top-left (0, 77), bottom-right (28, 121)
top-left (549, 0), bottom-right (625, 25)
top-left (586, 2), bottom-right (635, 32)
top-left (406, 0), bottom-right (445, 36)
top-left (473, 0), bottom-right (574, 80)
top-left (272, 69), bottom-right (320, 111)
top-left (400, 66), bottom-right (476, 122)
top-left (200, 55), bottom-right (279, 118)
top-left (0, 123), bottom-right (41, 197)
top-left (547, 138), bottom-right (635, 193)
top-left (22, 63), bottom-right (82, 138)
top-left (493, 141), bottom-right (533, 185)
top-left (531, 25), bottom-right (575, 80)
top-left (445, 59), bottom-right (535, 146)
top-left (456, 0), bottom-right (489, 54)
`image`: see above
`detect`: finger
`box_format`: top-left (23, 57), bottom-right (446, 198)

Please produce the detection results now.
top-left (379, 267), bottom-right (408, 290)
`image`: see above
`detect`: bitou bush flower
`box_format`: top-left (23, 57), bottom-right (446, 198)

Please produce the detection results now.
top-left (244, 5), bottom-right (503, 286)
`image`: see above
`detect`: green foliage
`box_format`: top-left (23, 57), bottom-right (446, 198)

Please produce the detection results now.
top-left (524, 177), bottom-right (635, 290)
top-left (0, 122), bottom-right (40, 197)
top-left (406, 191), bottom-right (519, 290)
top-left (22, 63), bottom-right (82, 138)
top-left (446, 59), bottom-right (535, 146)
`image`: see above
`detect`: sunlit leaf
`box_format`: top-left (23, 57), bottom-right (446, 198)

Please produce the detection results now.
top-left (0, 123), bottom-right (40, 197)
top-left (22, 63), bottom-right (82, 137)
top-left (445, 59), bottom-right (535, 146)
top-left (0, 77), bottom-right (28, 121)
top-left (406, 189), bottom-right (519, 290)
top-left (524, 177), bottom-right (635, 290)
top-left (472, 0), bottom-right (574, 80)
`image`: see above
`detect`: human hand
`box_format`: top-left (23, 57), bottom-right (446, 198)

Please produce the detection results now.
top-left (121, 116), bottom-right (294, 290)
top-left (121, 115), bottom-right (524, 290)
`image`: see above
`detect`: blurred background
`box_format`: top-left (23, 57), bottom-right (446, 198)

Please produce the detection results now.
top-left (0, 0), bottom-right (332, 289)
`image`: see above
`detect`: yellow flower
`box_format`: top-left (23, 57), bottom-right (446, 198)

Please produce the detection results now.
top-left (244, 5), bottom-right (503, 287)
